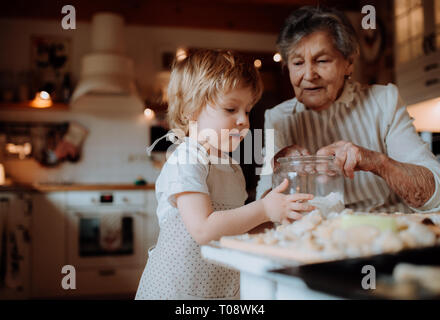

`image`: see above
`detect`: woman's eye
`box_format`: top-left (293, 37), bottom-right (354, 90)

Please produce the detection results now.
top-left (318, 60), bottom-right (328, 63)
top-left (245, 111), bottom-right (250, 116)
top-left (292, 61), bottom-right (303, 66)
top-left (225, 108), bottom-right (235, 113)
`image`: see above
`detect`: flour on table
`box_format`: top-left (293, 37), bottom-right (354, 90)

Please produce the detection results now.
top-left (221, 210), bottom-right (440, 263)
top-left (309, 192), bottom-right (345, 216)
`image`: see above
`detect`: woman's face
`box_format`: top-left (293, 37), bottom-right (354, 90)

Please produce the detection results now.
top-left (287, 30), bottom-right (353, 111)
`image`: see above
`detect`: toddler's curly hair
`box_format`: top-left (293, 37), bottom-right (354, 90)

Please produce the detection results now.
top-left (167, 49), bottom-right (263, 135)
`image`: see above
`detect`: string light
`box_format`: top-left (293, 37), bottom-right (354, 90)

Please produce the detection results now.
top-left (144, 108), bottom-right (155, 121)
top-left (254, 59), bottom-right (262, 68)
top-left (30, 91), bottom-right (53, 108)
top-left (273, 52), bottom-right (282, 62)
top-left (176, 48), bottom-right (188, 61)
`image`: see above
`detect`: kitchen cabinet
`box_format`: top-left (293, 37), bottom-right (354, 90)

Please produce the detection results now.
top-left (29, 188), bottom-right (158, 299)
top-left (30, 192), bottom-right (67, 298)
top-left (394, 0), bottom-right (440, 105)
top-left (0, 192), bottom-right (32, 299)
top-left (2, 187), bottom-right (158, 299)
top-left (62, 190), bottom-right (158, 298)
top-left (396, 50), bottom-right (440, 105)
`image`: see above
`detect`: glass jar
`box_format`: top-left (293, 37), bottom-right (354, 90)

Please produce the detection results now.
top-left (272, 155), bottom-right (345, 213)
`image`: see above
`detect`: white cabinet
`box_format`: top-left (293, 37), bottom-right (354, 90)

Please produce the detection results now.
top-left (30, 192), bottom-right (67, 298)
top-left (394, 0), bottom-right (440, 105)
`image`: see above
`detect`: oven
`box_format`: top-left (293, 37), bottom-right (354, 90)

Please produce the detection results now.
top-left (66, 191), bottom-right (148, 269)
top-left (65, 190), bottom-right (155, 296)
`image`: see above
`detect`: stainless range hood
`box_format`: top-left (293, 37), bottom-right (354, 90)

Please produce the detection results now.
top-left (71, 12), bottom-right (141, 104)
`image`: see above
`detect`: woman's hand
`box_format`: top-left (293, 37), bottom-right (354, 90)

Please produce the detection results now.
top-left (273, 144), bottom-right (311, 171)
top-left (262, 178), bottom-right (315, 223)
top-left (316, 140), bottom-right (384, 178)
top-left (317, 140), bottom-right (435, 208)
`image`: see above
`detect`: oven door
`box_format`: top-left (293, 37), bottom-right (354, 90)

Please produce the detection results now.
top-left (66, 207), bottom-right (146, 269)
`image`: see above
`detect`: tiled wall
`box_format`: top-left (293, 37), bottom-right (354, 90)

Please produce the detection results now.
top-left (0, 97), bottom-right (160, 184)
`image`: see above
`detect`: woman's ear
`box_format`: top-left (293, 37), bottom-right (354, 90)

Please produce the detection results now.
top-left (345, 56), bottom-right (355, 77)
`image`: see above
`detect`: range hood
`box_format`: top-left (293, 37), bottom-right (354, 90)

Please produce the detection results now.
top-left (71, 12), bottom-right (141, 104)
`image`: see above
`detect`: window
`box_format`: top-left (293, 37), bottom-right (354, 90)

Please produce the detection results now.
top-left (394, 0), bottom-right (424, 64)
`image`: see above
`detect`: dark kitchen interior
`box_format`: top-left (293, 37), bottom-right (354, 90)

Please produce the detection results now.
top-left (0, 0), bottom-right (439, 302)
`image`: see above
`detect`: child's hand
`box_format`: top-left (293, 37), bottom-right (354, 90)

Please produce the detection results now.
top-left (261, 178), bottom-right (315, 223)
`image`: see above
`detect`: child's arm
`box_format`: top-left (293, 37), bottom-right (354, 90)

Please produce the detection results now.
top-left (248, 221), bottom-right (275, 234)
top-left (175, 179), bottom-right (315, 245)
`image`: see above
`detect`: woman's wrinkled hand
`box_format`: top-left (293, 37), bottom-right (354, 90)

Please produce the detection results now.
top-left (316, 140), bottom-right (383, 178)
top-left (262, 178), bottom-right (315, 224)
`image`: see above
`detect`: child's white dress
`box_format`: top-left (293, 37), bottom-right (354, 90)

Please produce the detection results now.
top-left (135, 137), bottom-right (248, 299)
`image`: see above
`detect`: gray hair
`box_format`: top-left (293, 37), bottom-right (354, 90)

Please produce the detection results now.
top-left (277, 6), bottom-right (360, 64)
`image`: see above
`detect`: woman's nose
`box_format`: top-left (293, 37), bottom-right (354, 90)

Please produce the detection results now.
top-left (304, 62), bottom-right (317, 81)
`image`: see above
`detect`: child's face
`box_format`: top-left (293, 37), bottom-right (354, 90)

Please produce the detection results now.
top-left (192, 86), bottom-right (254, 154)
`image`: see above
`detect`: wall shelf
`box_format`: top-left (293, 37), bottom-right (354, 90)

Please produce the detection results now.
top-left (0, 102), bottom-right (70, 111)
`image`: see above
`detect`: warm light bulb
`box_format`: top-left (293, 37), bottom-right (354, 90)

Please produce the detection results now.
top-left (6, 142), bottom-right (32, 159)
top-left (144, 108), bottom-right (155, 121)
top-left (30, 91), bottom-right (53, 108)
top-left (176, 48), bottom-right (188, 61)
top-left (273, 53), bottom-right (282, 62)
top-left (254, 59), bottom-right (262, 68)
top-left (39, 91), bottom-right (50, 100)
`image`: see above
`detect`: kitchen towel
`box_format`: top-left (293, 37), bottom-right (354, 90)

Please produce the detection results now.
top-left (99, 212), bottom-right (123, 252)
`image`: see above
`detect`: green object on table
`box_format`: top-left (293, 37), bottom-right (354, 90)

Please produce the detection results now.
top-left (341, 215), bottom-right (398, 232)
top-left (134, 177), bottom-right (147, 185)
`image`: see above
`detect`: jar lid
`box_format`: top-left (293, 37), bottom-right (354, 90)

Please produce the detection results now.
top-left (277, 155), bottom-right (335, 164)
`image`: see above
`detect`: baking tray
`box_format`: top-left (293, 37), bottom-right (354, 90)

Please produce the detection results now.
top-left (269, 245), bottom-right (440, 299)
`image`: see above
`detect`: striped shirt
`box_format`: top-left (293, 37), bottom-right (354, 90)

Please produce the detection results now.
top-left (256, 80), bottom-right (440, 213)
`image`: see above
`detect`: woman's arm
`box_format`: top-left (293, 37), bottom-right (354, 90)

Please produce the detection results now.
top-left (317, 141), bottom-right (436, 208)
top-left (373, 152), bottom-right (435, 208)
top-left (374, 84), bottom-right (440, 210)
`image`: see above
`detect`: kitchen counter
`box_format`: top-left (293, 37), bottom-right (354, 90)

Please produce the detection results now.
top-left (201, 243), bottom-right (341, 300)
top-left (0, 181), bottom-right (155, 192)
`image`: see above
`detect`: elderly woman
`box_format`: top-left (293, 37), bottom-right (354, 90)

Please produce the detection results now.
top-left (256, 6), bottom-right (440, 213)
